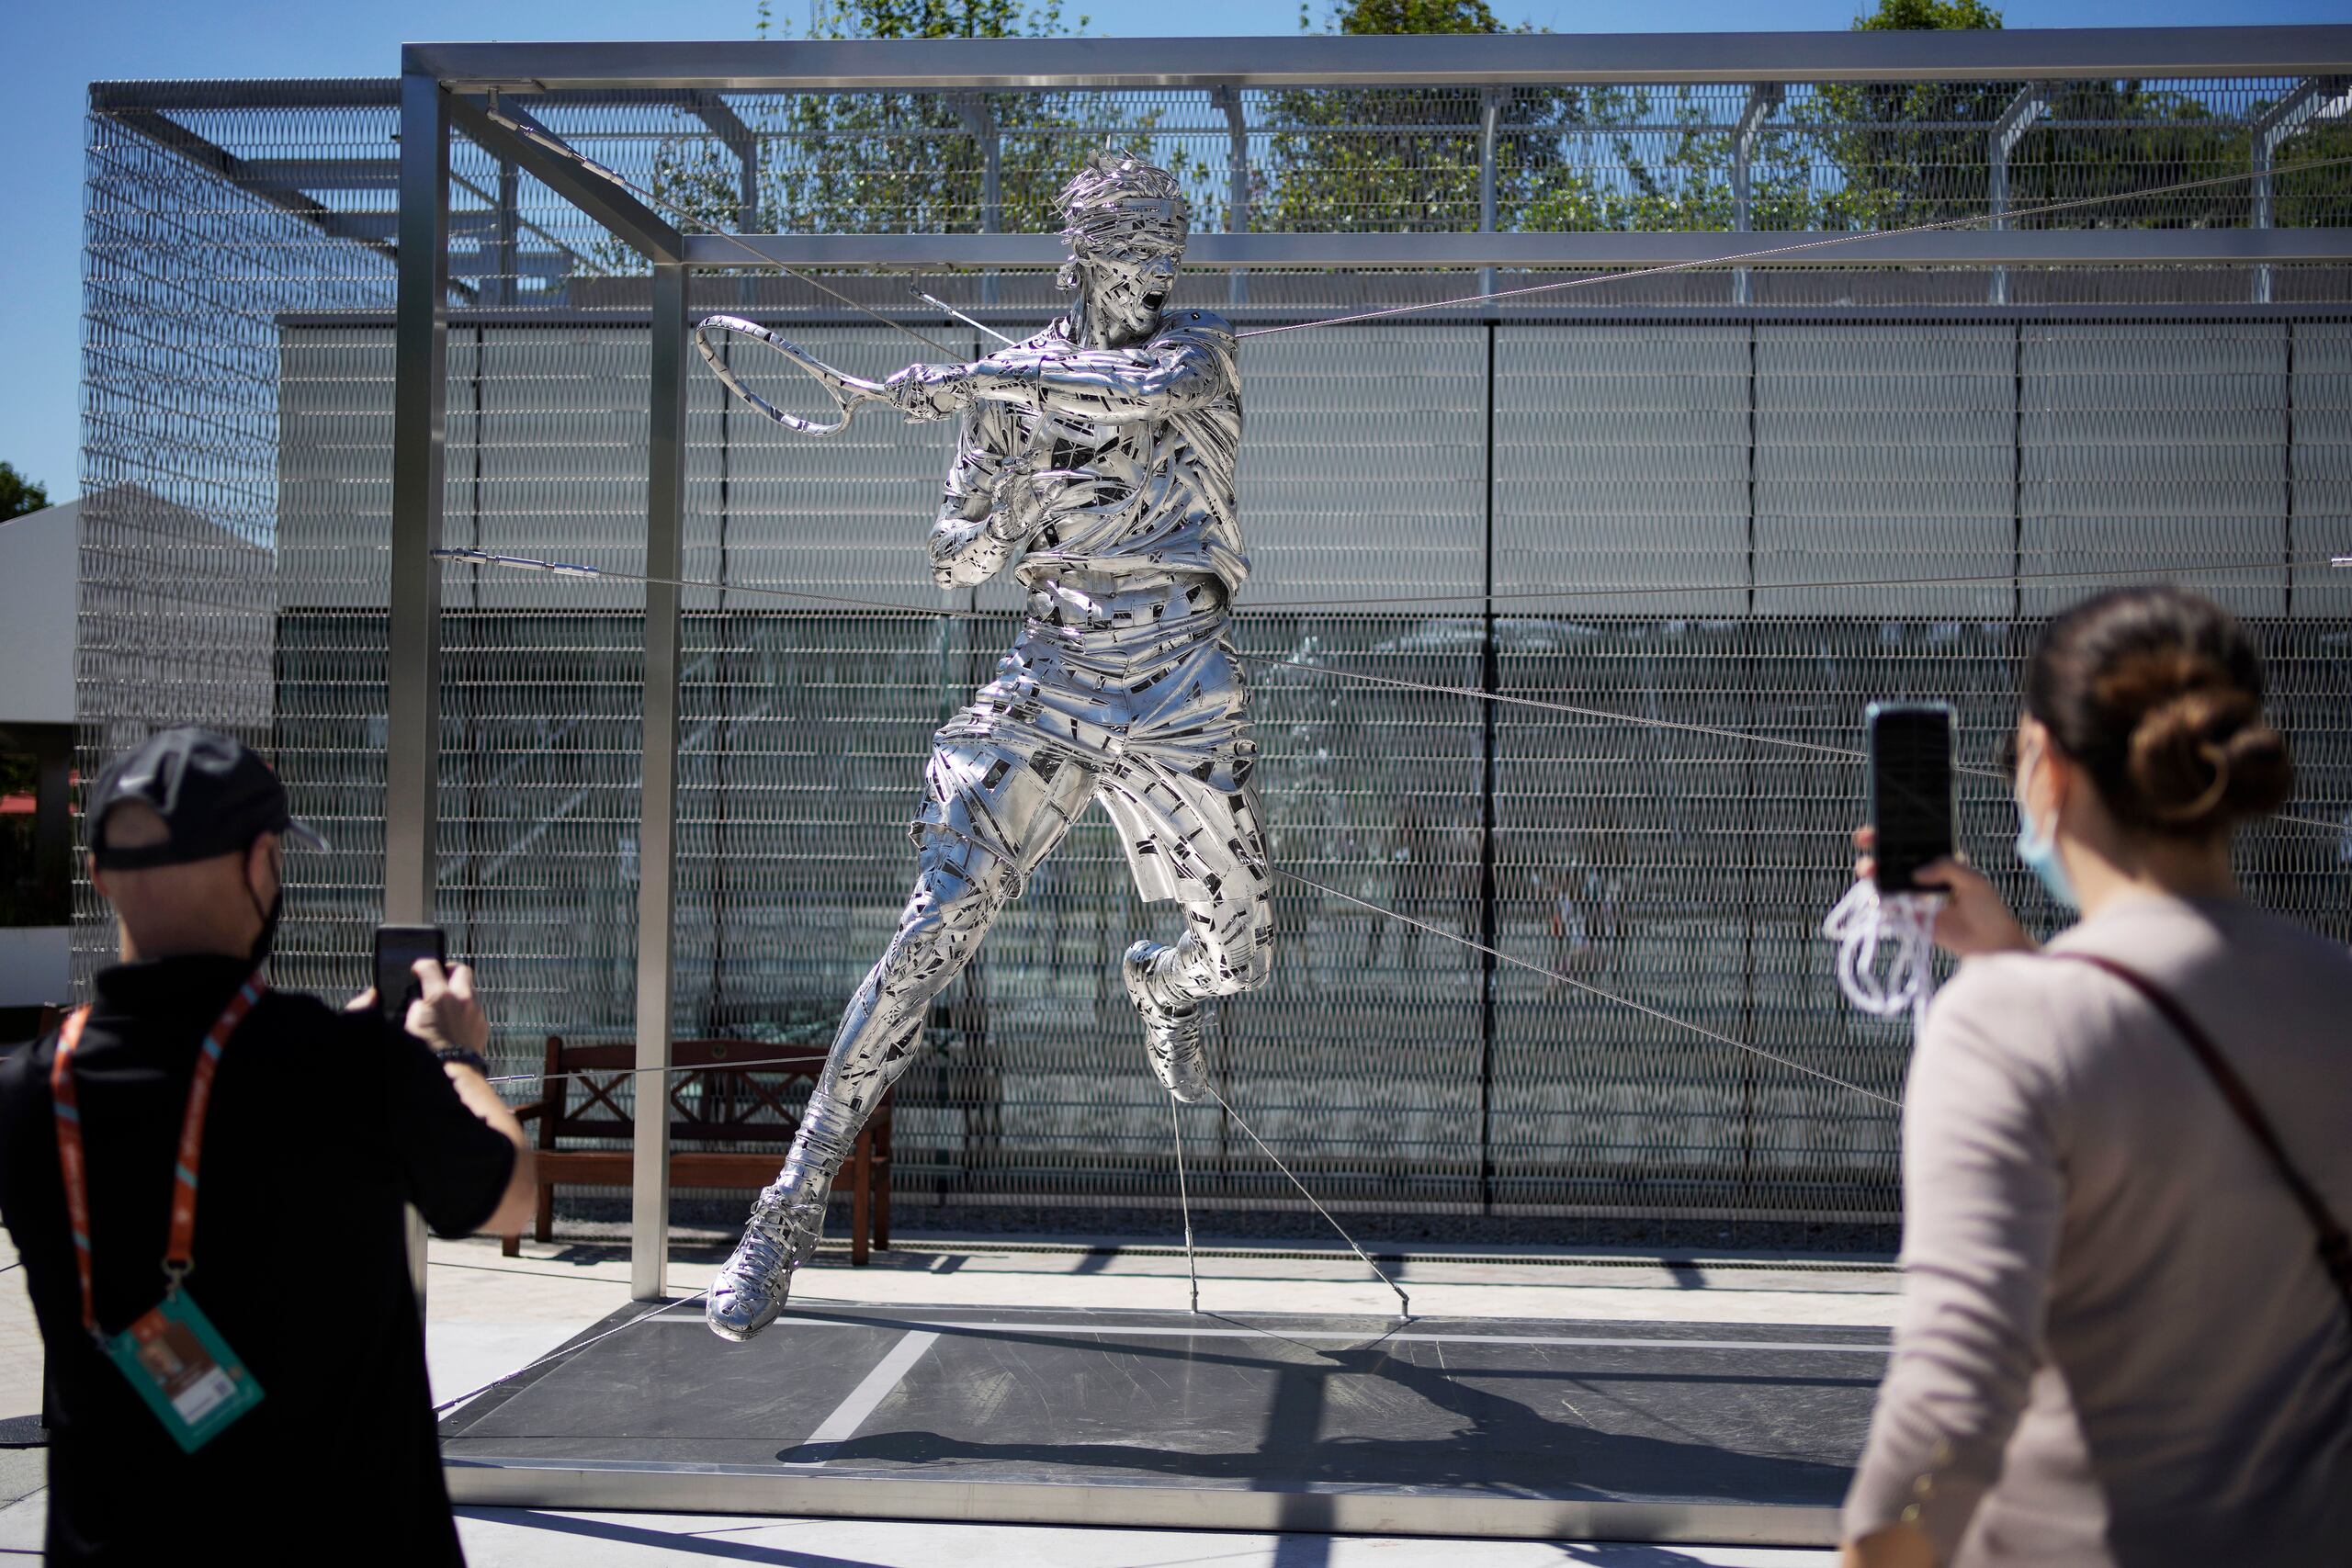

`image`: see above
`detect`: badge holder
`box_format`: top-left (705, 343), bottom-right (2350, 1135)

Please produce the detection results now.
top-left (98, 1265), bottom-right (265, 1454)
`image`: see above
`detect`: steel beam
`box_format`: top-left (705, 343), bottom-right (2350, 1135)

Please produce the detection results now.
top-left (91, 78), bottom-right (401, 111)
top-left (955, 96), bottom-right (1002, 306)
top-left (530, 78), bottom-right (767, 227)
top-left (493, 160), bottom-right (521, 308)
top-left (241, 158), bottom-right (401, 192)
top-left (631, 261), bottom-right (690, 1302)
top-left (288, 300), bottom-right (2352, 330)
top-left (953, 96), bottom-right (1001, 234)
top-left (682, 226), bottom-right (2352, 271)
top-left (387, 72), bottom-right (451, 1303)
top-left (106, 109), bottom-right (400, 263)
top-left (446, 92), bottom-right (685, 265)
top-left (404, 28), bottom-right (2352, 92)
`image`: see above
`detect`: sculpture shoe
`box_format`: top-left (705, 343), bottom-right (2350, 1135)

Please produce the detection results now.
top-left (706, 1181), bottom-right (826, 1342)
top-left (1124, 941), bottom-right (1213, 1104)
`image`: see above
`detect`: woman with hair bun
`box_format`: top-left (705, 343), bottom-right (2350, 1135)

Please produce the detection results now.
top-left (1840, 587), bottom-right (2352, 1568)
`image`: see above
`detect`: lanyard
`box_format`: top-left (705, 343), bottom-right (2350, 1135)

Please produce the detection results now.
top-left (51, 974), bottom-right (266, 1338)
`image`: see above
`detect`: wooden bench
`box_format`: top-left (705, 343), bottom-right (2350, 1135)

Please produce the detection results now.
top-left (504, 1035), bottom-right (890, 1263)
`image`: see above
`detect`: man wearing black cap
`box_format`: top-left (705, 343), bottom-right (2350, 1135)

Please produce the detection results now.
top-left (0, 728), bottom-right (534, 1564)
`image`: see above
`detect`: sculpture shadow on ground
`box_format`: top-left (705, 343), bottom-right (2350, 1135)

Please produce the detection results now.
top-left (774, 1321), bottom-right (1866, 1506)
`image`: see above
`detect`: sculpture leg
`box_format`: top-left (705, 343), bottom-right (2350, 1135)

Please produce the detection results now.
top-left (1122, 781), bottom-right (1275, 1104)
top-left (708, 741), bottom-right (1091, 1341)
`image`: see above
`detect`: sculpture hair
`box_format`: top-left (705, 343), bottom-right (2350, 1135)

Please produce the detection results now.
top-left (1056, 149), bottom-right (1188, 289)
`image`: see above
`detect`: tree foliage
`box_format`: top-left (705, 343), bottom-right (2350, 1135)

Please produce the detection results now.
top-left (595, 0), bottom-right (2351, 265)
top-left (1259, 0), bottom-right (1556, 232)
top-left (614, 0), bottom-right (1203, 253)
top-left (0, 463), bottom-right (47, 523)
top-left (1812, 0), bottom-right (2352, 232)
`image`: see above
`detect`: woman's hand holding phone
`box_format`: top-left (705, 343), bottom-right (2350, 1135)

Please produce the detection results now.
top-left (1852, 826), bottom-right (2035, 958)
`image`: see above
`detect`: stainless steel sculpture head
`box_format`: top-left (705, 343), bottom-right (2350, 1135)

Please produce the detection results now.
top-left (1056, 149), bottom-right (1190, 347)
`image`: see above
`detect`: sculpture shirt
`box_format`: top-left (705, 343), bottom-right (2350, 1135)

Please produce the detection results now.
top-left (933, 309), bottom-right (1247, 598)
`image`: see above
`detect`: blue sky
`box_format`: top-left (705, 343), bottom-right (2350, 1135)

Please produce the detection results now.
top-left (3, 0), bottom-right (2340, 506)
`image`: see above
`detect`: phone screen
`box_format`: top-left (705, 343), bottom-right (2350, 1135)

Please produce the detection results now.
top-left (1868, 704), bottom-right (1955, 896)
top-left (373, 924), bottom-right (447, 1026)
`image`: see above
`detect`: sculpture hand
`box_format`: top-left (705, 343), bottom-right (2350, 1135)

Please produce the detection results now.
top-left (883, 362), bottom-right (977, 422)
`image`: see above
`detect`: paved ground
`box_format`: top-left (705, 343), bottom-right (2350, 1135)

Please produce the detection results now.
top-left (0, 1229), bottom-right (1892, 1563)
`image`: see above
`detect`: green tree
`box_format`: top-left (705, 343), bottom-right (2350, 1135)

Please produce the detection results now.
top-left (2005, 80), bottom-right (2250, 231)
top-left (1802, 0), bottom-right (2015, 230)
top-left (1260, 0), bottom-right (1564, 233)
top-left (763, 0), bottom-right (1161, 237)
top-left (0, 463), bottom-right (47, 522)
top-left (609, 0), bottom-right (1208, 252)
top-left (1263, 0), bottom-right (1817, 234)
top-left (1854, 0), bottom-right (2000, 30)
top-left (1809, 0), bottom-right (2350, 233)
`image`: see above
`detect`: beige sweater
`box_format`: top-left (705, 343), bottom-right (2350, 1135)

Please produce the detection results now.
top-left (1844, 893), bottom-right (2352, 1567)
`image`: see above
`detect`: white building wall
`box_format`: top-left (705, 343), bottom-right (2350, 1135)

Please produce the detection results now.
top-left (0, 499), bottom-right (77, 727)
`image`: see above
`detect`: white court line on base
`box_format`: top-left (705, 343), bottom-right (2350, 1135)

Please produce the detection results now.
top-left (787, 1329), bottom-right (942, 1461)
top-left (660, 1317), bottom-right (1887, 1355)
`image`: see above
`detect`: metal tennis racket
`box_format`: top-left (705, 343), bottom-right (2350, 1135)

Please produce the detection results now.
top-left (693, 314), bottom-right (888, 437)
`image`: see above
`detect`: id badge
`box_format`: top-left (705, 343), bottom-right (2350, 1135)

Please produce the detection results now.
top-left (101, 1290), bottom-right (265, 1452)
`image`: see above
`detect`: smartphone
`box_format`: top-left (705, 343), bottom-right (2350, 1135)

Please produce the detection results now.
top-left (1866, 702), bottom-right (1955, 896)
top-left (372, 923), bottom-right (447, 1027)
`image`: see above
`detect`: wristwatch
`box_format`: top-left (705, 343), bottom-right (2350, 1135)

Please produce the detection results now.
top-left (434, 1045), bottom-right (491, 1077)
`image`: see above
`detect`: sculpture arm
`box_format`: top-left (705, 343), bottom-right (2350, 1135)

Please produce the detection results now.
top-left (927, 404), bottom-right (1031, 590)
top-left (971, 321), bottom-right (1230, 424)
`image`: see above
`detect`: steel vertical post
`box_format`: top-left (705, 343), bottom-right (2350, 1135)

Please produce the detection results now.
top-left (1478, 322), bottom-right (1498, 1215)
top-left (388, 70), bottom-right (451, 1302)
top-left (1988, 85), bottom-right (2044, 307)
top-left (1216, 86), bottom-right (1250, 308)
top-left (1478, 90), bottom-right (1504, 305)
top-left (957, 96), bottom-right (1001, 306)
top-left (493, 160), bottom-right (519, 308)
top-left (632, 261), bottom-right (690, 1301)
top-left (1731, 85), bottom-right (1780, 307)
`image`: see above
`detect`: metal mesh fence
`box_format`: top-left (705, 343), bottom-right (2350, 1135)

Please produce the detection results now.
top-left (77, 79), bottom-right (2352, 1233)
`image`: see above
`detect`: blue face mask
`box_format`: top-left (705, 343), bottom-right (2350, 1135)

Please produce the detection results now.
top-left (2013, 748), bottom-right (2078, 911)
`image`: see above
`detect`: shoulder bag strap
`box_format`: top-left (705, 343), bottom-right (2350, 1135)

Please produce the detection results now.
top-left (2052, 951), bottom-right (2352, 1321)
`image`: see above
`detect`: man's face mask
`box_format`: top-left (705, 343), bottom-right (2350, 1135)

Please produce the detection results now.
top-left (246, 840), bottom-right (285, 966)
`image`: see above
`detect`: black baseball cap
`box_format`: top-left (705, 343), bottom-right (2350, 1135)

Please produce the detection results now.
top-left (89, 728), bottom-right (329, 871)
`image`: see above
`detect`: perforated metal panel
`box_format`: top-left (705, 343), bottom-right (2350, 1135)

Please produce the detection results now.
top-left (1757, 325), bottom-right (2015, 621)
top-left (1243, 327), bottom-right (1487, 609)
top-left (1495, 325), bottom-right (1748, 618)
top-left (2021, 323), bottom-right (2290, 619)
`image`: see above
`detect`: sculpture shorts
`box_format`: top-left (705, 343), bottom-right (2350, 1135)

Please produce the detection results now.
top-left (922, 611), bottom-right (1267, 909)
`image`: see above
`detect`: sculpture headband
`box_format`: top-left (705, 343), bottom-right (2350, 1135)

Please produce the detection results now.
top-left (1066, 197), bottom-right (1185, 235)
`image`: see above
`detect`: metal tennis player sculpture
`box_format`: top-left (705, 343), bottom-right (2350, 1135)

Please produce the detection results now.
top-left (695, 151), bottom-right (1270, 1341)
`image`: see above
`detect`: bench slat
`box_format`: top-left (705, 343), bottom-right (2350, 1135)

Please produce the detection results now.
top-left (503, 1034), bottom-right (892, 1266)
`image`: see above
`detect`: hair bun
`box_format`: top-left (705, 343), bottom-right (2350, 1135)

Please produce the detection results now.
top-left (2121, 676), bottom-right (2290, 831)
top-left (2029, 588), bottom-right (2293, 839)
